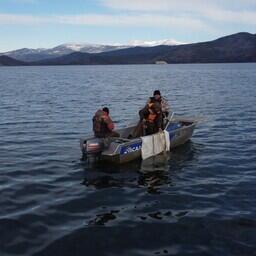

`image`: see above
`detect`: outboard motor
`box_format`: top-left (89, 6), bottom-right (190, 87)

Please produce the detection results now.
top-left (86, 138), bottom-right (104, 154)
top-left (82, 138), bottom-right (105, 161)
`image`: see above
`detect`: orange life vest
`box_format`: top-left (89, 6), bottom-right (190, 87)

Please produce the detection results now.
top-left (146, 104), bottom-right (157, 123)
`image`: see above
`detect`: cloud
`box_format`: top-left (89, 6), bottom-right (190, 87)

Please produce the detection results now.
top-left (101, 0), bottom-right (256, 25)
top-left (205, 9), bottom-right (256, 25)
top-left (57, 14), bottom-right (207, 30)
top-left (1, 0), bottom-right (255, 30)
top-left (0, 13), bottom-right (210, 30)
top-left (102, 0), bottom-right (256, 11)
top-left (0, 14), bottom-right (51, 24)
top-left (101, 0), bottom-right (211, 12)
top-left (10, 0), bottom-right (38, 3)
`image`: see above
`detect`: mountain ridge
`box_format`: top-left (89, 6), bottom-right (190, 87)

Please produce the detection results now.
top-left (1, 32), bottom-right (255, 66)
top-left (0, 39), bottom-right (182, 62)
top-left (32, 32), bottom-right (256, 65)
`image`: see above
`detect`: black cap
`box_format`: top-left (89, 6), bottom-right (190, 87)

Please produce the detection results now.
top-left (153, 90), bottom-right (161, 96)
top-left (102, 107), bottom-right (109, 114)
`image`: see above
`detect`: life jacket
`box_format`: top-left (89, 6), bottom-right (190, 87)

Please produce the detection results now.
top-left (146, 103), bottom-right (157, 123)
top-left (149, 97), bottom-right (164, 112)
top-left (92, 110), bottom-right (110, 137)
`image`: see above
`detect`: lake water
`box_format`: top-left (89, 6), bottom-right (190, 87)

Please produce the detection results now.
top-left (0, 64), bottom-right (256, 256)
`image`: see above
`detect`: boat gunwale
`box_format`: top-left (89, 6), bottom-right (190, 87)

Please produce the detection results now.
top-left (101, 120), bottom-right (197, 157)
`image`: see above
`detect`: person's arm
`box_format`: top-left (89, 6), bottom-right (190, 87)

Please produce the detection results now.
top-left (155, 113), bottom-right (163, 130)
top-left (103, 116), bottom-right (114, 130)
top-left (162, 98), bottom-right (170, 113)
top-left (139, 106), bottom-right (149, 121)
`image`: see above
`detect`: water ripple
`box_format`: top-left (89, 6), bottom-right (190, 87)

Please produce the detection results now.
top-left (0, 64), bottom-right (256, 255)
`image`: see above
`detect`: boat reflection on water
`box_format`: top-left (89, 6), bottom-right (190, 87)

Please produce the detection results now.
top-left (81, 141), bottom-right (201, 191)
top-left (138, 154), bottom-right (171, 194)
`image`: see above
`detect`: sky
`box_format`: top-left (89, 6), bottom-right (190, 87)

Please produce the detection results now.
top-left (0, 0), bottom-right (255, 52)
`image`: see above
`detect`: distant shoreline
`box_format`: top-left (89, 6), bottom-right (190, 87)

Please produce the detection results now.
top-left (1, 32), bottom-right (255, 66)
top-left (1, 62), bottom-right (256, 68)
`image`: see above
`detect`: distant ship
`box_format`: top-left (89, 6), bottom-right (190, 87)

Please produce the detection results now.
top-left (155, 60), bottom-right (168, 64)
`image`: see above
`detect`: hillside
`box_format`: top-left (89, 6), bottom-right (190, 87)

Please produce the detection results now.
top-left (1, 32), bottom-right (255, 66)
top-left (0, 56), bottom-right (26, 66)
top-left (32, 32), bottom-right (256, 65)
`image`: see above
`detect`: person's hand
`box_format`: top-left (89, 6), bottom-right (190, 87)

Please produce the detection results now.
top-left (159, 128), bottom-right (162, 132)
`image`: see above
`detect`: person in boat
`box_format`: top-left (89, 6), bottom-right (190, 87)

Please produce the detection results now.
top-left (92, 107), bottom-right (120, 138)
top-left (147, 90), bottom-right (170, 118)
top-left (139, 102), bottom-right (163, 136)
top-left (147, 90), bottom-right (170, 129)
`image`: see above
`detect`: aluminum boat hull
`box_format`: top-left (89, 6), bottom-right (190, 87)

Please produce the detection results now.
top-left (80, 116), bottom-right (197, 164)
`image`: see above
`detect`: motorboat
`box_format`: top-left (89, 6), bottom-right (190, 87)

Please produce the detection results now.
top-left (80, 114), bottom-right (198, 164)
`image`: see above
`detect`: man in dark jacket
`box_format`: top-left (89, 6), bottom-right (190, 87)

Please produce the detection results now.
top-left (139, 102), bottom-right (162, 135)
top-left (93, 107), bottom-right (119, 138)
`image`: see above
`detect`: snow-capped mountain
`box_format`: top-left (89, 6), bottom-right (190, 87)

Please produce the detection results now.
top-left (0, 39), bottom-right (184, 62)
top-left (127, 39), bottom-right (185, 47)
top-left (53, 43), bottom-right (128, 54)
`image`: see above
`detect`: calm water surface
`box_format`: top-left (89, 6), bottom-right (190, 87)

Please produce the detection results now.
top-left (0, 64), bottom-right (256, 256)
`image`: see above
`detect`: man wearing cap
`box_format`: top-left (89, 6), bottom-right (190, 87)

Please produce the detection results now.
top-left (92, 107), bottom-right (120, 138)
top-left (147, 90), bottom-right (170, 118)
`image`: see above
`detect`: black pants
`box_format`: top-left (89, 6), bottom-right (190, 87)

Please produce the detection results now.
top-left (145, 122), bottom-right (158, 135)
